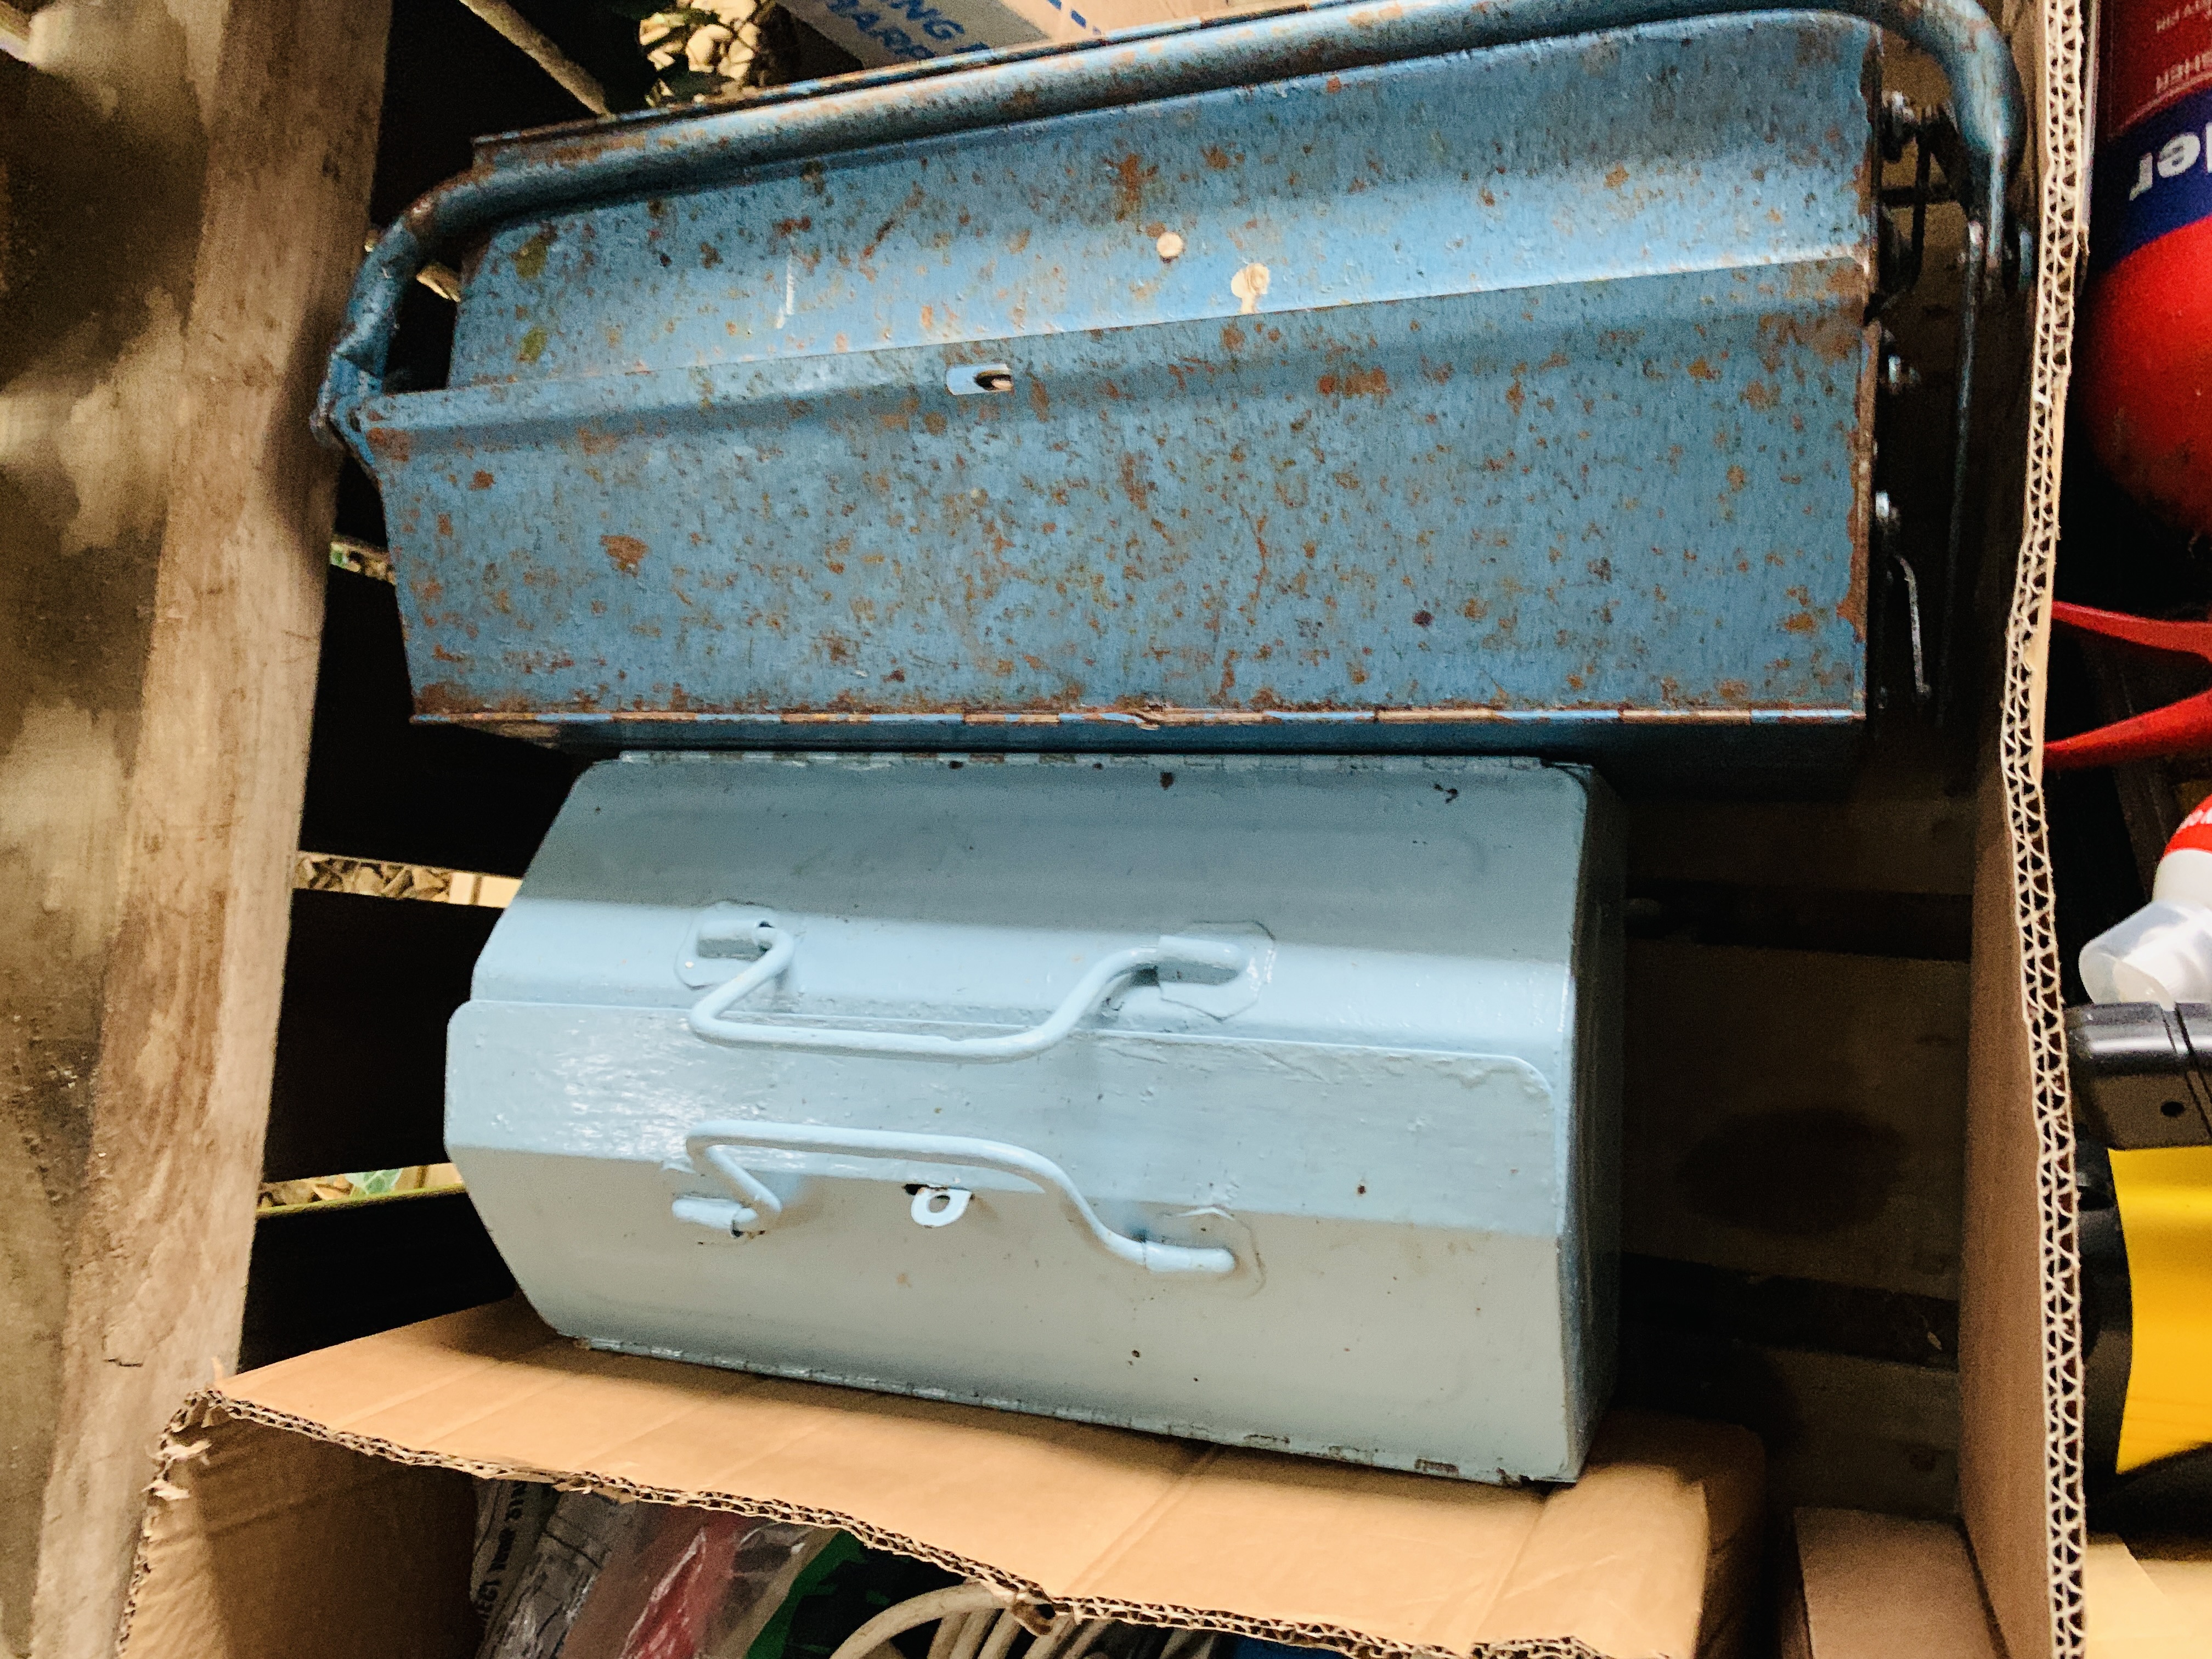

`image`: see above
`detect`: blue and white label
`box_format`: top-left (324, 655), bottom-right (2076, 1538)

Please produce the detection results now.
top-left (2094, 82), bottom-right (2212, 269)
top-left (785, 0), bottom-right (1097, 66)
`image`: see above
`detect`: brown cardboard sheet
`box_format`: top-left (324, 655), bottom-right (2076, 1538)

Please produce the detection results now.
top-left (2081, 1538), bottom-right (2205, 1659)
top-left (1781, 1508), bottom-right (1999, 1659)
top-left (121, 1300), bottom-right (1763, 1659)
top-left (1956, 0), bottom-right (2091, 1646)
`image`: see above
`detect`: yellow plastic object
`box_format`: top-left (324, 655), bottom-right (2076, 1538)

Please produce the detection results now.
top-left (2113, 1146), bottom-right (2212, 1472)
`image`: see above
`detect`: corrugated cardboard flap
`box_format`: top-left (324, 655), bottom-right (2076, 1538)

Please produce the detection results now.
top-left (123, 1301), bottom-right (1761, 1659)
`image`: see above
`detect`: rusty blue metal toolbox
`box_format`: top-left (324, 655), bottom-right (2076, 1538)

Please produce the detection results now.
top-left (320, 0), bottom-right (2023, 757)
top-left (448, 752), bottom-right (1626, 1481)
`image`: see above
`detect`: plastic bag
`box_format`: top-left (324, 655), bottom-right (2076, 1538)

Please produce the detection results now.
top-left (702, 1521), bottom-right (838, 1659)
top-left (479, 1491), bottom-right (642, 1659)
top-left (563, 1505), bottom-right (746, 1659)
top-left (473, 1481), bottom-right (839, 1659)
top-left (472, 1481), bottom-right (560, 1639)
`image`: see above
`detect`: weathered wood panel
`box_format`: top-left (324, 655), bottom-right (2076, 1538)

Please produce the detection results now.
top-left (1624, 941), bottom-right (1972, 1300)
top-left (15, 4), bottom-right (392, 1654)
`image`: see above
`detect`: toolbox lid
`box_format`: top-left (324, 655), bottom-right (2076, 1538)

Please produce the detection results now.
top-left (471, 752), bottom-right (1612, 1082)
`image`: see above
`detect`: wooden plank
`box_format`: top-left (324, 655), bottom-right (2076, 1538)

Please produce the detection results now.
top-left (262, 891), bottom-right (499, 1181)
top-left (1629, 796), bottom-right (1976, 898)
top-left (22, 4), bottom-right (392, 1654)
top-left (1620, 1324), bottom-right (1961, 1517)
top-left (1623, 940), bottom-right (1971, 1299)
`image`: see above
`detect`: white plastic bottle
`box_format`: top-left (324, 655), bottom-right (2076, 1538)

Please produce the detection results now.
top-left (2083, 800), bottom-right (2212, 1005)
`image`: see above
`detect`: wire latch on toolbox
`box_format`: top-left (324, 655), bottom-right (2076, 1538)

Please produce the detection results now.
top-left (685, 922), bottom-right (1257, 1059)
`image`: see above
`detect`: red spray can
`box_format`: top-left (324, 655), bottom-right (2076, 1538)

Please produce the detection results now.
top-left (2079, 0), bottom-right (2212, 536)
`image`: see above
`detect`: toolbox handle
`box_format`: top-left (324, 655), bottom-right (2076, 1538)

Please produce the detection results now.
top-left (686, 924), bottom-right (1250, 1061)
top-left (314, 0), bottom-right (2024, 455)
top-left (677, 1120), bottom-right (1240, 1277)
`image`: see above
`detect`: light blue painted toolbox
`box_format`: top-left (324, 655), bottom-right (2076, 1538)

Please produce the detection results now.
top-left (319, 0), bottom-right (2025, 761)
top-left (448, 752), bottom-right (1624, 1482)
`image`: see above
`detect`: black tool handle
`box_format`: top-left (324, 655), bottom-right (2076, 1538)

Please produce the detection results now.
top-left (2067, 1002), bottom-right (2212, 1149)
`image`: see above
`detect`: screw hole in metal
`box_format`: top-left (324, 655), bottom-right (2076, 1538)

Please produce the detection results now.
top-left (946, 363), bottom-right (1015, 396)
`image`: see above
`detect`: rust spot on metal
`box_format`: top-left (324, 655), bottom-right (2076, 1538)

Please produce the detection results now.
top-left (1109, 154), bottom-right (1158, 221)
top-left (437, 512), bottom-right (453, 537)
top-left (1756, 307), bottom-right (1866, 370)
top-left (364, 426), bottom-right (410, 464)
top-left (1725, 465), bottom-right (1748, 493)
top-left (699, 242), bottom-right (721, 267)
top-left (412, 680), bottom-right (484, 716)
top-left (1836, 344), bottom-right (1875, 645)
top-left (774, 215), bottom-right (814, 238)
top-left (470, 470), bottom-right (494, 489)
top-left (1118, 454), bottom-right (1152, 511)
top-left (578, 427), bottom-right (621, 455)
top-left (602, 534), bottom-right (648, 575)
top-left (923, 411), bottom-right (948, 437)
top-left (1201, 145), bottom-right (1236, 170)
top-left (1221, 324), bottom-right (1246, 352)
top-left (1317, 367), bottom-right (1389, 398)
top-left (1462, 596), bottom-right (1488, 622)
top-left (1412, 610), bottom-right (1434, 628)
top-left (539, 132), bottom-right (647, 169)
top-left (1603, 163), bottom-right (1629, 189)
top-left (1686, 358), bottom-right (1720, 381)
top-left (1741, 380), bottom-right (1779, 409)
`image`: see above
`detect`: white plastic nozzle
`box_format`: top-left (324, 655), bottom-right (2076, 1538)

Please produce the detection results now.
top-left (2081, 811), bottom-right (2212, 1006)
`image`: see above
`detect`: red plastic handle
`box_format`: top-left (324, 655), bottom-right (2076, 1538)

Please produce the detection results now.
top-left (2046, 602), bottom-right (2212, 771)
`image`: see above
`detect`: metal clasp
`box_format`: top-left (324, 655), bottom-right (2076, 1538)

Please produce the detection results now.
top-left (910, 1186), bottom-right (972, 1227)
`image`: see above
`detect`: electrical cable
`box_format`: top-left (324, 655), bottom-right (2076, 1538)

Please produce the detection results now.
top-left (1025, 1616), bottom-right (1105, 1659)
top-left (947, 1610), bottom-right (996, 1659)
top-left (832, 1588), bottom-right (1217, 1659)
top-left (927, 1611), bottom-right (980, 1659)
top-left (974, 1609), bottom-right (1027, 1659)
top-left (826, 1585), bottom-right (1009, 1659)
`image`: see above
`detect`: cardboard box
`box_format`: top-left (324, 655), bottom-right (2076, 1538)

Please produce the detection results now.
top-left (118, 1301), bottom-right (1764, 1659)
top-left (1779, 1509), bottom-right (2000, 1659)
top-left (780, 0), bottom-right (1274, 70)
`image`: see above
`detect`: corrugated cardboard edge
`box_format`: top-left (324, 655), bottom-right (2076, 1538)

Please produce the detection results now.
top-left (115, 1390), bottom-right (1614, 1659)
top-left (1976, 0), bottom-right (2088, 1651)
